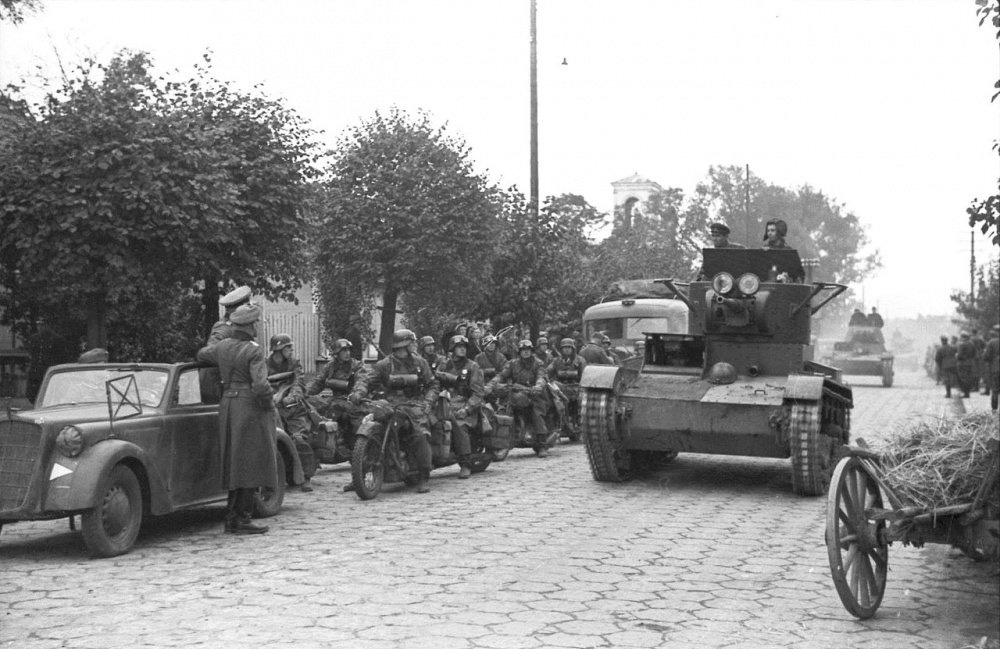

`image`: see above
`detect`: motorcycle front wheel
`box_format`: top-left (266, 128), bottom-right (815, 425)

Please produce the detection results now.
top-left (351, 435), bottom-right (384, 500)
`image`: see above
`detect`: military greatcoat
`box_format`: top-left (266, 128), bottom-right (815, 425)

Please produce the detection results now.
top-left (197, 332), bottom-right (278, 491)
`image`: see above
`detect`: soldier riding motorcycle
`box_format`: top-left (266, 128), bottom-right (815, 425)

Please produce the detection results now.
top-left (486, 339), bottom-right (558, 458)
top-left (304, 338), bottom-right (369, 465)
top-left (435, 335), bottom-right (498, 478)
top-left (547, 338), bottom-right (586, 441)
top-left (266, 334), bottom-right (316, 492)
top-left (349, 329), bottom-right (437, 498)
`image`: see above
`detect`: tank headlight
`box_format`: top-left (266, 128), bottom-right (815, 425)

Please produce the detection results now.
top-left (737, 273), bottom-right (760, 296)
top-left (56, 425), bottom-right (85, 457)
top-left (712, 273), bottom-right (734, 295)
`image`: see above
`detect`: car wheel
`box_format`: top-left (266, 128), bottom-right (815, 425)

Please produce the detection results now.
top-left (81, 464), bottom-right (143, 558)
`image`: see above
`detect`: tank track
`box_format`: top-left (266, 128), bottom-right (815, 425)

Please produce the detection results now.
top-left (789, 393), bottom-right (850, 496)
top-left (580, 389), bottom-right (630, 482)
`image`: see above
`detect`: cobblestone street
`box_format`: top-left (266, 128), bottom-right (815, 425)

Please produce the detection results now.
top-left (2, 369), bottom-right (997, 649)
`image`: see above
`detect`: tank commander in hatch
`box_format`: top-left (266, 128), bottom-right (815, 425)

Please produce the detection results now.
top-left (708, 221), bottom-right (744, 249)
top-left (762, 218), bottom-right (791, 250)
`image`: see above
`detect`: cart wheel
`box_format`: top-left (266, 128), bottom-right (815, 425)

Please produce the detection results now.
top-left (826, 455), bottom-right (888, 619)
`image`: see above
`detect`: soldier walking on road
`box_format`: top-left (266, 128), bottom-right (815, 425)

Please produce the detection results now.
top-left (956, 332), bottom-right (978, 398)
top-left (983, 325), bottom-right (999, 412)
top-left (197, 303), bottom-right (276, 535)
top-left (935, 335), bottom-right (958, 398)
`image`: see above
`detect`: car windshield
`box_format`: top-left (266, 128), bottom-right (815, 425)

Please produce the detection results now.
top-left (38, 368), bottom-right (169, 409)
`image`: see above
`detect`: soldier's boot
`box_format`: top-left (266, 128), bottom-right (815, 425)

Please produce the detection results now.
top-left (458, 456), bottom-right (472, 479)
top-left (300, 477), bottom-right (313, 493)
top-left (343, 483), bottom-right (356, 493)
top-left (228, 489), bottom-right (268, 535)
top-left (536, 447), bottom-right (549, 458)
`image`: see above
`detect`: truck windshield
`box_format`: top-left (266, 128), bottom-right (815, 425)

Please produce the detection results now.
top-left (586, 317), bottom-right (677, 341)
top-left (38, 368), bottom-right (169, 409)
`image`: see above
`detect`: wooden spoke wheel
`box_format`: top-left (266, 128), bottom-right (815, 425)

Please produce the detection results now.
top-left (826, 456), bottom-right (888, 619)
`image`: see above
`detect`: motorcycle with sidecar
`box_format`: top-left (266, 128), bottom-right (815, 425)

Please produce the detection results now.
top-left (349, 394), bottom-right (495, 500)
top-left (268, 372), bottom-right (354, 470)
top-left (490, 383), bottom-right (563, 459)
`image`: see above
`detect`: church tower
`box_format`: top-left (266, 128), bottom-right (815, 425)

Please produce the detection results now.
top-left (611, 173), bottom-right (662, 232)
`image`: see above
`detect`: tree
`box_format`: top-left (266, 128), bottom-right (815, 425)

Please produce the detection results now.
top-left (313, 108), bottom-right (502, 354)
top-left (476, 192), bottom-right (604, 338)
top-left (0, 0), bottom-right (40, 23)
top-left (0, 51), bottom-right (321, 376)
top-left (968, 0), bottom-right (1000, 246)
top-left (950, 258), bottom-right (999, 332)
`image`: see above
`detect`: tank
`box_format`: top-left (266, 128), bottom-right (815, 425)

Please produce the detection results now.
top-left (824, 325), bottom-right (895, 387)
top-left (580, 248), bottom-right (854, 496)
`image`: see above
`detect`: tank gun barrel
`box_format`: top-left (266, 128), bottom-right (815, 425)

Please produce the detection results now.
top-left (713, 295), bottom-right (746, 313)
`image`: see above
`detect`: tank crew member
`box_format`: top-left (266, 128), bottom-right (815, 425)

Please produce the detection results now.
top-left (196, 303), bottom-right (276, 535)
top-left (438, 335), bottom-right (484, 479)
top-left (983, 325), bottom-right (999, 411)
top-left (866, 307), bottom-right (884, 329)
top-left (956, 332), bottom-right (978, 398)
top-left (419, 335), bottom-right (445, 374)
top-left (307, 339), bottom-right (369, 492)
top-left (762, 218), bottom-right (791, 250)
top-left (266, 334), bottom-right (314, 492)
top-left (579, 332), bottom-right (615, 366)
top-left (547, 338), bottom-right (587, 433)
top-left (363, 329), bottom-right (438, 493)
top-left (848, 308), bottom-right (867, 327)
top-left (709, 221), bottom-right (744, 249)
top-left (486, 339), bottom-right (552, 457)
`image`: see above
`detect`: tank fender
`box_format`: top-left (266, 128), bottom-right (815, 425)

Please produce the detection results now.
top-left (44, 439), bottom-right (167, 513)
top-left (275, 428), bottom-right (304, 486)
top-left (580, 365), bottom-right (621, 391)
top-left (784, 374), bottom-right (825, 401)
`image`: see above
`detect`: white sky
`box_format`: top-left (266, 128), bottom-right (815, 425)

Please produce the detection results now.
top-left (1, 0), bottom-right (998, 318)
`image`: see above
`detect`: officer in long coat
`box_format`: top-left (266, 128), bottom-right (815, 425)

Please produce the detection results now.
top-left (197, 303), bottom-right (277, 534)
top-left (200, 285), bottom-right (252, 403)
top-left (363, 329), bottom-right (439, 493)
top-left (438, 335), bottom-right (484, 479)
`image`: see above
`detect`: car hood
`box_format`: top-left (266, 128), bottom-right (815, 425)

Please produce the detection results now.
top-left (10, 404), bottom-right (117, 427)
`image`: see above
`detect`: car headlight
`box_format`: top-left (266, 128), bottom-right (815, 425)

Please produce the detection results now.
top-left (737, 273), bottom-right (760, 296)
top-left (712, 273), bottom-right (734, 295)
top-left (56, 425), bottom-right (85, 457)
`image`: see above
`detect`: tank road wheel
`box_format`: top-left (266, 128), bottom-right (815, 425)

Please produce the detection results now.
top-left (881, 361), bottom-right (893, 388)
top-left (253, 449), bottom-right (286, 518)
top-left (581, 389), bottom-right (631, 482)
top-left (351, 435), bottom-right (384, 500)
top-left (826, 456), bottom-right (888, 619)
top-left (789, 402), bottom-right (837, 496)
top-left (81, 464), bottom-right (143, 558)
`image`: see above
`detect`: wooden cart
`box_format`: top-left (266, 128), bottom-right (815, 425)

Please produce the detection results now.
top-left (825, 440), bottom-right (999, 619)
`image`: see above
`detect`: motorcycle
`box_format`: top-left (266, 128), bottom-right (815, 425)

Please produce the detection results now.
top-left (350, 393), bottom-right (495, 500)
top-left (268, 372), bottom-right (353, 469)
top-left (491, 382), bottom-right (563, 460)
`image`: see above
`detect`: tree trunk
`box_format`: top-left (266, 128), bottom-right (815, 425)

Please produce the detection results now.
top-left (378, 287), bottom-right (399, 358)
top-left (85, 292), bottom-right (108, 350)
top-left (202, 279), bottom-right (220, 342)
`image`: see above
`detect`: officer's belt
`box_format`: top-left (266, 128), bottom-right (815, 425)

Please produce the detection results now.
top-left (225, 382), bottom-right (252, 389)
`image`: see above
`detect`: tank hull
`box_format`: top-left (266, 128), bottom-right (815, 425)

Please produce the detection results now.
top-left (619, 373), bottom-right (788, 458)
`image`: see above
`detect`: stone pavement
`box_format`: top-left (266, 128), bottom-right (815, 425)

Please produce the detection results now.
top-left (1, 369), bottom-right (997, 649)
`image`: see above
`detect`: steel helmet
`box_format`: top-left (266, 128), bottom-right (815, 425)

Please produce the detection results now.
top-left (331, 338), bottom-right (353, 354)
top-left (559, 338), bottom-right (575, 350)
top-left (449, 334), bottom-right (469, 351)
top-left (269, 333), bottom-right (293, 352)
top-left (392, 329), bottom-right (417, 349)
top-left (419, 335), bottom-right (436, 348)
top-left (536, 336), bottom-right (549, 347)
top-left (517, 339), bottom-right (534, 351)
top-left (707, 362), bottom-right (738, 385)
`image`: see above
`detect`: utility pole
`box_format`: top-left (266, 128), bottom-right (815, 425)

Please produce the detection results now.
top-left (529, 0), bottom-right (539, 218)
top-left (744, 164), bottom-right (751, 247)
top-left (970, 227), bottom-right (976, 303)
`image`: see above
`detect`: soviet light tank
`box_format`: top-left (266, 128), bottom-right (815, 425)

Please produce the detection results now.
top-left (825, 325), bottom-right (894, 387)
top-left (580, 248), bottom-right (853, 496)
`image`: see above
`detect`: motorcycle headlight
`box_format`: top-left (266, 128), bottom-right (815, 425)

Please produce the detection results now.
top-left (712, 273), bottom-right (734, 295)
top-left (737, 273), bottom-right (760, 296)
top-left (56, 425), bottom-right (85, 457)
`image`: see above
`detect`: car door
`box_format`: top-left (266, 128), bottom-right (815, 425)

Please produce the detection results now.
top-left (164, 367), bottom-right (224, 507)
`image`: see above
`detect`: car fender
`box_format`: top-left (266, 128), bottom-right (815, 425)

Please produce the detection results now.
top-left (784, 374), bottom-right (825, 401)
top-left (580, 365), bottom-right (621, 391)
top-left (275, 428), bottom-right (304, 486)
top-left (44, 439), bottom-right (167, 513)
